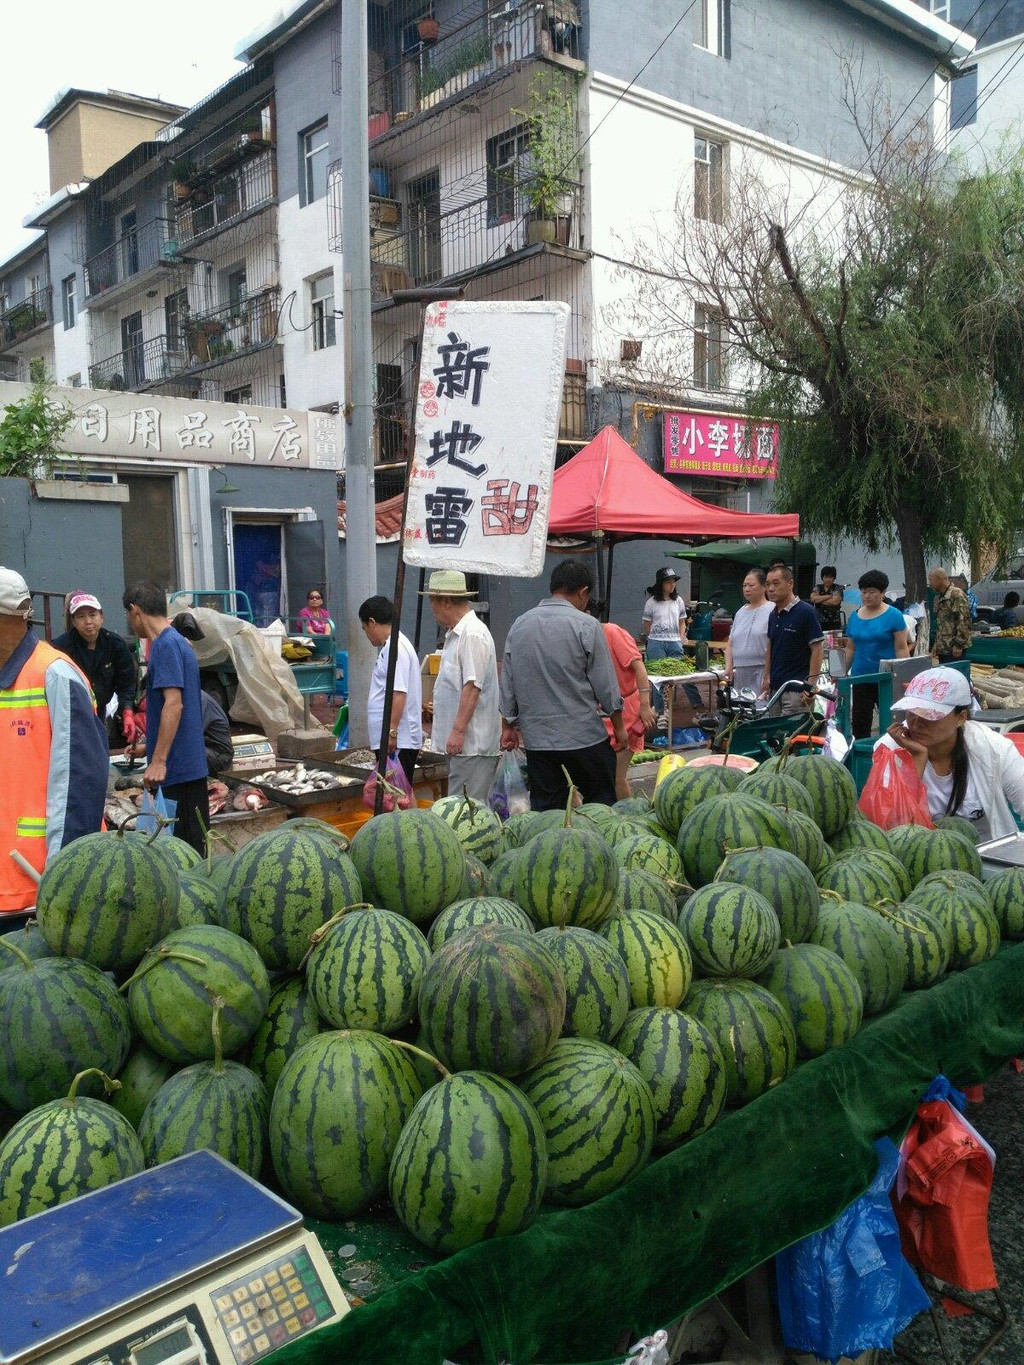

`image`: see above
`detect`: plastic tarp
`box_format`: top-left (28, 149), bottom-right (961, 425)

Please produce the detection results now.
top-left (187, 606), bottom-right (318, 741)
top-left (547, 426), bottom-right (800, 540)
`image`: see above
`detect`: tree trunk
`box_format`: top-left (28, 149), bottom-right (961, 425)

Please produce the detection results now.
top-left (894, 502), bottom-right (927, 603)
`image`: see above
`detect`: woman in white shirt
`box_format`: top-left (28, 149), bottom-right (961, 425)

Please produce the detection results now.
top-left (885, 666), bottom-right (1024, 843)
top-left (641, 567), bottom-right (688, 661)
top-left (724, 569), bottom-right (773, 694)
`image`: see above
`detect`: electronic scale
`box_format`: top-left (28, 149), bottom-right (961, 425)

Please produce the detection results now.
top-left (0, 1151), bottom-right (349, 1365)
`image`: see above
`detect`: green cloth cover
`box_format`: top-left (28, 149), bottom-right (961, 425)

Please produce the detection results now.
top-left (279, 944), bottom-right (1024, 1365)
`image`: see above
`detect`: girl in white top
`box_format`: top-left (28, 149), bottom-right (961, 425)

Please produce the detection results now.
top-left (724, 569), bottom-right (774, 695)
top-left (642, 567), bottom-right (688, 661)
top-left (884, 666), bottom-right (1024, 843)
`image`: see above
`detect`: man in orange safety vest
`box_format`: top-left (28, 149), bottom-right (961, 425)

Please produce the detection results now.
top-left (0, 567), bottom-right (108, 922)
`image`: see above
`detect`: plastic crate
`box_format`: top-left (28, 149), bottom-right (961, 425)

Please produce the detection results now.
top-left (335, 649), bottom-right (349, 700)
top-left (846, 737), bottom-right (877, 795)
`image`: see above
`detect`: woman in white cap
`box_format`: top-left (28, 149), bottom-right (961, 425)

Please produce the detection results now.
top-left (53, 590), bottom-right (138, 747)
top-left (641, 567), bottom-right (689, 662)
top-left (886, 666), bottom-right (1024, 840)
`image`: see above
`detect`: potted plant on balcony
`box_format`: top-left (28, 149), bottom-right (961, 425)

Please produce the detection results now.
top-left (417, 15), bottom-right (440, 43)
top-left (515, 77), bottom-right (577, 246)
top-left (168, 156), bottom-right (196, 202)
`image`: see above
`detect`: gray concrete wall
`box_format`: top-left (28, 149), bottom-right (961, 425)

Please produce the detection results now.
top-left (586, 0), bottom-right (941, 163)
top-left (273, 11), bottom-right (340, 204)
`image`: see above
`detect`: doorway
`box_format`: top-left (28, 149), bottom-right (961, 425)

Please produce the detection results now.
top-left (408, 170), bottom-right (442, 283)
top-left (121, 475), bottom-right (178, 591)
top-left (232, 522), bottom-right (285, 627)
top-left (121, 311), bottom-right (145, 387)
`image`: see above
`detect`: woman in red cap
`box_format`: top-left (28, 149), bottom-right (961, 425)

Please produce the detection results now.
top-left (53, 591), bottom-right (138, 747)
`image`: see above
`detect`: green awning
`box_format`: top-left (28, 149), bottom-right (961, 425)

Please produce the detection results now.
top-left (674, 538), bottom-right (815, 565)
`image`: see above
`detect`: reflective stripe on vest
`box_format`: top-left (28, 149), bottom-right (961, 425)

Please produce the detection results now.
top-left (0, 689), bottom-right (47, 708)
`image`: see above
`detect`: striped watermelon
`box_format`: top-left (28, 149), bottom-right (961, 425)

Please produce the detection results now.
top-left (676, 883), bottom-right (780, 978)
top-left (418, 925), bottom-right (566, 1075)
top-left (935, 814), bottom-right (980, 845)
top-left (817, 855), bottom-right (903, 906)
top-left (518, 810), bottom-right (604, 843)
top-left (887, 902), bottom-right (951, 988)
top-left (175, 868), bottom-right (223, 929)
top-left (503, 811), bottom-right (549, 847)
top-left (653, 766), bottom-right (745, 835)
top-left (888, 825), bottom-right (983, 883)
top-left (609, 818), bottom-right (663, 849)
top-left (519, 1038), bottom-right (655, 1206)
top-left (986, 867), bottom-right (1024, 940)
top-left (111, 1046), bottom-right (179, 1129)
top-left (488, 849), bottom-right (523, 900)
top-left (126, 925), bottom-right (270, 1064)
top-left (683, 979), bottom-right (797, 1104)
top-left (428, 897), bottom-right (533, 950)
top-left (131, 834), bottom-right (202, 875)
top-left (614, 1007), bottom-right (727, 1149)
top-left (714, 846), bottom-right (820, 944)
top-left (829, 820), bottom-right (893, 856)
top-left (777, 809), bottom-right (830, 876)
top-left (222, 827), bottom-right (363, 971)
top-left (756, 944), bottom-right (863, 1057)
top-left (768, 754), bottom-right (857, 836)
top-left (614, 796), bottom-right (655, 820)
top-left (138, 1002), bottom-right (269, 1177)
top-left (600, 910), bottom-right (693, 1008)
top-left (350, 810), bottom-right (467, 924)
top-left (514, 827), bottom-right (619, 929)
top-left (460, 854), bottom-right (491, 899)
top-left (0, 949), bottom-right (131, 1112)
top-left (431, 794), bottom-right (505, 866)
top-left (0, 920), bottom-right (50, 966)
top-left (270, 1031), bottom-right (422, 1217)
top-left (578, 803), bottom-right (621, 836)
top-left (808, 901), bottom-right (908, 1014)
top-left (36, 832), bottom-right (179, 972)
top-left (389, 1070), bottom-right (547, 1252)
top-left (535, 926), bottom-right (631, 1041)
top-left (244, 977), bottom-right (322, 1094)
top-left (905, 873), bottom-right (1000, 970)
top-left (286, 817), bottom-right (351, 850)
top-left (0, 1069), bottom-right (144, 1225)
top-left (676, 794), bottom-right (792, 888)
top-left (613, 833), bottom-right (685, 886)
top-left (614, 868), bottom-right (678, 919)
top-left (306, 908), bottom-right (430, 1033)
top-left (739, 770), bottom-right (817, 819)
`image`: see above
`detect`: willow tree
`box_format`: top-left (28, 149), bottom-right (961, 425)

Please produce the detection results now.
top-left (611, 101), bottom-right (1024, 601)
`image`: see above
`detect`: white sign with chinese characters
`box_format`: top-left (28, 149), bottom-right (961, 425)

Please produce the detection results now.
top-left (0, 381), bottom-right (344, 471)
top-left (403, 300), bottom-right (569, 577)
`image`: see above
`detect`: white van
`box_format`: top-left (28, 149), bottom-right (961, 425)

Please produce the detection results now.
top-left (971, 551), bottom-right (1024, 612)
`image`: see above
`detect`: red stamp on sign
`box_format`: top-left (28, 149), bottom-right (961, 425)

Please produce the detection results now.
top-left (423, 400), bottom-right (438, 418)
top-left (419, 381), bottom-right (435, 398)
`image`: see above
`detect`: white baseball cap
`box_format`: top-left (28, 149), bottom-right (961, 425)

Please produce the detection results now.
top-left (891, 667), bottom-right (973, 722)
top-left (68, 592), bottom-right (102, 616)
top-left (0, 567), bottom-right (31, 619)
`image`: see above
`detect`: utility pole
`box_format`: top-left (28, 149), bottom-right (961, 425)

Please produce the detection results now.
top-left (340, 0), bottom-right (376, 746)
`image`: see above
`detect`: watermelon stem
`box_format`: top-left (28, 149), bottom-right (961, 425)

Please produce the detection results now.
top-left (67, 1068), bottom-right (120, 1105)
top-left (560, 766), bottom-right (579, 827)
top-left (208, 991), bottom-right (226, 1073)
top-left (0, 937), bottom-right (35, 971)
top-left (119, 947), bottom-right (209, 992)
top-left (388, 1038), bottom-right (449, 1079)
top-left (300, 904), bottom-right (374, 967)
top-left (869, 899), bottom-right (927, 934)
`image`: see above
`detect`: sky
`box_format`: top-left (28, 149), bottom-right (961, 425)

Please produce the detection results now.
top-left (1, 0), bottom-right (284, 263)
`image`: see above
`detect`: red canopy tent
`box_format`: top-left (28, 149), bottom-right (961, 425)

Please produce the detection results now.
top-left (547, 425), bottom-right (800, 610)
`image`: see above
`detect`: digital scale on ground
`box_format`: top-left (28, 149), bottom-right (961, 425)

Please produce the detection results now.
top-left (0, 1151), bottom-right (349, 1365)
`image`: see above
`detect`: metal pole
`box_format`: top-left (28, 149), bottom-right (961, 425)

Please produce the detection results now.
top-left (604, 538), bottom-right (616, 623)
top-left (341, 0), bottom-right (377, 747)
top-left (413, 567), bottom-right (426, 650)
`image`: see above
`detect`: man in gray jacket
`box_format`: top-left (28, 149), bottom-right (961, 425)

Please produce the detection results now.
top-left (499, 560), bottom-right (627, 809)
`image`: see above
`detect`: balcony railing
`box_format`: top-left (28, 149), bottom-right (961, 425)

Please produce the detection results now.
top-left (173, 148), bottom-right (277, 248)
top-left (1, 287), bottom-right (52, 347)
top-left (182, 288), bottom-right (281, 369)
top-left (89, 334), bottom-right (185, 391)
top-left (366, 0), bottom-right (582, 135)
top-left (85, 218), bottom-right (177, 299)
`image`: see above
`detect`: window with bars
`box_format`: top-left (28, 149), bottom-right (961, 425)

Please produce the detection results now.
top-left (694, 135), bottom-right (725, 222)
top-left (224, 384), bottom-right (253, 405)
top-left (164, 288), bottom-right (188, 352)
top-left (311, 274), bottom-right (336, 350)
top-left (486, 124), bottom-right (529, 226)
top-left (693, 304), bottom-right (725, 391)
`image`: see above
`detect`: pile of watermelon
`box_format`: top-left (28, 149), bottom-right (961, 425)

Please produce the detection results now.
top-left (0, 769), bottom-right (1018, 1259)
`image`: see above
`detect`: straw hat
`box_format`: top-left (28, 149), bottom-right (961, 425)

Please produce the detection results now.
top-left (420, 570), bottom-right (477, 597)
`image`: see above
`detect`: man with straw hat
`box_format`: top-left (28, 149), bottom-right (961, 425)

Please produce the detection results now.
top-left (424, 570), bottom-right (500, 803)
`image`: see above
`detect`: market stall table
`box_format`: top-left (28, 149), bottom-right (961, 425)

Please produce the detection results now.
top-left (275, 943), bottom-right (1024, 1365)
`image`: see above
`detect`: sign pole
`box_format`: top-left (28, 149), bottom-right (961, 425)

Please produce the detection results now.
top-left (373, 288), bottom-right (464, 814)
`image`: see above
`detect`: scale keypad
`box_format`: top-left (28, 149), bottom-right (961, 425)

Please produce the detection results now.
top-left (212, 1250), bottom-right (334, 1362)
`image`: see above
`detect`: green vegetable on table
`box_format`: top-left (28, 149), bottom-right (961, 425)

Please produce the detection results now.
top-left (645, 657), bottom-right (698, 676)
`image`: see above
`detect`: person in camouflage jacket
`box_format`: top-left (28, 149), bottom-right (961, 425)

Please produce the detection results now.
top-left (929, 568), bottom-right (972, 661)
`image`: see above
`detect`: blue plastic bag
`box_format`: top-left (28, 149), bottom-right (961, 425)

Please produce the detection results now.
top-left (775, 1138), bottom-right (930, 1363)
top-left (137, 788), bottom-right (177, 836)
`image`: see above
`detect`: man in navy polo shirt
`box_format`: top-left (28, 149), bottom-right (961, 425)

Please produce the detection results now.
top-left (763, 565), bottom-right (824, 714)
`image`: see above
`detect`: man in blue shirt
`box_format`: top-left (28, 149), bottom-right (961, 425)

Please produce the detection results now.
top-left (122, 582), bottom-right (209, 852)
top-left (763, 565), bottom-right (824, 715)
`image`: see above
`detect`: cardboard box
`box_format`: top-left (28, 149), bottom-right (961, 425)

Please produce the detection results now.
top-left (421, 651), bottom-right (441, 707)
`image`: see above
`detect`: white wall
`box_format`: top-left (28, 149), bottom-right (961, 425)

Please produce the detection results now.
top-left (951, 36), bottom-right (1024, 171)
top-left (277, 190), bottom-right (343, 413)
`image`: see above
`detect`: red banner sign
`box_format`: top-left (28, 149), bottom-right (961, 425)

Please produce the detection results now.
top-left (663, 410), bottom-right (779, 478)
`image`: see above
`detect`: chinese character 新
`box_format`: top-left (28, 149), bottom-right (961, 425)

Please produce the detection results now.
top-left (128, 407), bottom-right (161, 451)
top-left (707, 420), bottom-right (729, 460)
top-left (425, 487), bottom-right (474, 547)
top-left (80, 404), bottom-right (108, 442)
top-left (269, 416), bottom-right (302, 462)
top-left (427, 421), bottom-right (487, 477)
top-left (177, 411), bottom-right (213, 451)
top-left (222, 409), bottom-right (261, 461)
top-left (432, 331), bottom-right (490, 406)
top-left (481, 480), bottom-right (540, 537)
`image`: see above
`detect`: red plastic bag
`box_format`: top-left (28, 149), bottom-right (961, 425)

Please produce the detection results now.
top-left (363, 753), bottom-right (414, 812)
top-left (894, 1097), bottom-right (997, 1294)
top-left (858, 740), bottom-right (935, 829)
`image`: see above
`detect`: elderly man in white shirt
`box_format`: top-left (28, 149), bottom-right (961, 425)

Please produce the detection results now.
top-left (425, 571), bottom-right (500, 802)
